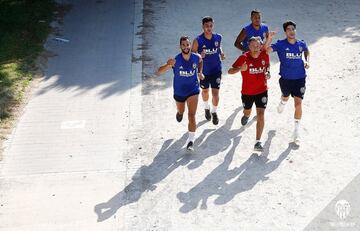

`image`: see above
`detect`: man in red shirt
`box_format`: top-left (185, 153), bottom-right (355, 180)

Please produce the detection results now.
top-left (228, 36), bottom-right (270, 151)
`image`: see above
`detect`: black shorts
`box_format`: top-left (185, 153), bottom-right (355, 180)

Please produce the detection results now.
top-left (200, 72), bottom-right (222, 89)
top-left (173, 91), bottom-right (199, 103)
top-left (241, 91), bottom-right (268, 109)
top-left (279, 77), bottom-right (306, 99)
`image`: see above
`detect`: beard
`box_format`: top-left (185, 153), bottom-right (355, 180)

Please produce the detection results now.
top-left (181, 48), bottom-right (190, 54)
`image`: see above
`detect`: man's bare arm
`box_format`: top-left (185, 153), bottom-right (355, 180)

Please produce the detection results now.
top-left (234, 28), bottom-right (247, 51)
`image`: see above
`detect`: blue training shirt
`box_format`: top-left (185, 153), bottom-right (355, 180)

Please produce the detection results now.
top-left (172, 53), bottom-right (200, 97)
top-left (242, 23), bottom-right (269, 51)
top-left (196, 33), bottom-right (222, 76)
top-left (271, 39), bottom-right (308, 79)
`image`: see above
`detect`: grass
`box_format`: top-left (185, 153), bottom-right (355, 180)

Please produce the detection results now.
top-left (0, 0), bottom-right (56, 122)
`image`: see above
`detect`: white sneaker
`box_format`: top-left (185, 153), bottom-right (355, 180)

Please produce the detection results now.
top-left (277, 101), bottom-right (286, 113)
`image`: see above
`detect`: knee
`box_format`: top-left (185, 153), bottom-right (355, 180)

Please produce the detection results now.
top-left (202, 89), bottom-right (209, 94)
top-left (212, 90), bottom-right (219, 98)
top-left (257, 110), bottom-right (265, 119)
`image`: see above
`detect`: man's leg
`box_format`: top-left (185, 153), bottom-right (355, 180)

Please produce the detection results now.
top-left (294, 96), bottom-right (302, 120)
top-left (211, 88), bottom-right (220, 125)
top-left (241, 94), bottom-right (253, 126)
top-left (175, 99), bottom-right (185, 122)
top-left (293, 96), bottom-right (302, 142)
top-left (201, 87), bottom-right (211, 121)
top-left (256, 108), bottom-right (265, 141)
top-left (253, 91), bottom-right (268, 151)
top-left (278, 78), bottom-right (290, 113)
top-left (292, 78), bottom-right (306, 142)
top-left (185, 94), bottom-right (199, 150)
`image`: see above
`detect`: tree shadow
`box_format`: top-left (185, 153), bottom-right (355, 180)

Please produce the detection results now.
top-left (177, 130), bottom-right (299, 213)
top-left (36, 0), bottom-right (139, 99)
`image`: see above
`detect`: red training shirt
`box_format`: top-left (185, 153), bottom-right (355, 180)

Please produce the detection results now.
top-left (232, 50), bottom-right (269, 95)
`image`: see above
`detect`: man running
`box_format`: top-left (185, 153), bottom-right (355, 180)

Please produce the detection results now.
top-left (228, 36), bottom-right (270, 151)
top-left (157, 36), bottom-right (204, 151)
top-left (264, 21), bottom-right (310, 143)
top-left (191, 16), bottom-right (225, 125)
top-left (234, 9), bottom-right (269, 53)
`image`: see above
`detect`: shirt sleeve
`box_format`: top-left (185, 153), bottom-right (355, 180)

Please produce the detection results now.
top-left (301, 40), bottom-right (308, 52)
top-left (232, 55), bottom-right (246, 68)
top-left (264, 24), bottom-right (269, 33)
top-left (270, 40), bottom-right (280, 52)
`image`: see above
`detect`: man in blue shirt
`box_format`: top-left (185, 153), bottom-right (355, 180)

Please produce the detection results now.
top-left (264, 21), bottom-right (310, 143)
top-left (192, 16), bottom-right (225, 125)
top-left (234, 9), bottom-right (269, 52)
top-left (157, 36), bottom-right (204, 151)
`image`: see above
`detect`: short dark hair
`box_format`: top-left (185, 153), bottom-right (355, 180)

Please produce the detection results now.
top-left (248, 36), bottom-right (263, 45)
top-left (179, 36), bottom-right (190, 45)
top-left (202, 16), bottom-right (214, 25)
top-left (283, 21), bottom-right (296, 31)
top-left (251, 9), bottom-right (261, 16)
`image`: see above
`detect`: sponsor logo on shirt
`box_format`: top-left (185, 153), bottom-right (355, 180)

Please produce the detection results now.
top-left (286, 53), bottom-right (302, 59)
top-left (203, 48), bottom-right (218, 55)
top-left (249, 67), bottom-right (266, 74)
top-left (179, 70), bottom-right (196, 77)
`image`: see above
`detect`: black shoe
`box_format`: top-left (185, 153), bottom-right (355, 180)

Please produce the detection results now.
top-left (254, 142), bottom-right (264, 152)
top-left (186, 141), bottom-right (194, 151)
top-left (176, 112), bottom-right (183, 122)
top-left (212, 112), bottom-right (219, 125)
top-left (241, 115), bottom-right (249, 126)
top-left (205, 109), bottom-right (211, 121)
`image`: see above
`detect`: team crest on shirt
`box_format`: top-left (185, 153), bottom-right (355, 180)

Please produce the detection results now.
top-left (215, 41), bottom-right (219, 47)
top-left (193, 63), bottom-right (197, 69)
top-left (263, 32), bottom-right (266, 39)
top-left (261, 60), bottom-right (265, 65)
top-left (299, 46), bottom-right (303, 52)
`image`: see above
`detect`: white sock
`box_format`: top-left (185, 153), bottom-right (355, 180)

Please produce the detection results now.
top-left (203, 101), bottom-right (210, 110)
top-left (280, 100), bottom-right (287, 105)
top-left (211, 105), bottom-right (217, 113)
top-left (188, 132), bottom-right (195, 142)
top-left (294, 119), bottom-right (300, 131)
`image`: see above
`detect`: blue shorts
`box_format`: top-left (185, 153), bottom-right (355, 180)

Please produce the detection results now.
top-left (173, 91), bottom-right (199, 103)
top-left (279, 77), bottom-right (306, 99)
top-left (200, 72), bottom-right (222, 89)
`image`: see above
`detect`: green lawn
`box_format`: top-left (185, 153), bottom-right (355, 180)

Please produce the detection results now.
top-left (0, 0), bottom-right (55, 122)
